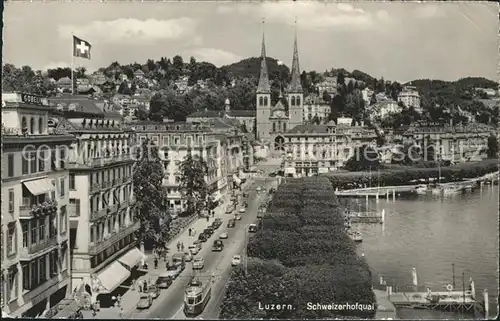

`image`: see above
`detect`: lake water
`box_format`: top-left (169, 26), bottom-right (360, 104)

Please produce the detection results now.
top-left (351, 185), bottom-right (498, 319)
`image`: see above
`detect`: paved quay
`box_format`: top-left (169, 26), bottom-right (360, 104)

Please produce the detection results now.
top-left (374, 289), bottom-right (398, 320)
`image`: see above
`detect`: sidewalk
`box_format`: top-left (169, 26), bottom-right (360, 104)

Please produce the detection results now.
top-left (85, 179), bottom-right (256, 319)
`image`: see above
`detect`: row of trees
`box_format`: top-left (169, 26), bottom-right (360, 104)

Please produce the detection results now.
top-left (132, 139), bottom-right (211, 249)
top-left (220, 177), bottom-right (376, 319)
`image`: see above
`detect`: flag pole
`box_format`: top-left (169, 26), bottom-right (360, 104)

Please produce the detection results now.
top-left (71, 32), bottom-right (74, 95)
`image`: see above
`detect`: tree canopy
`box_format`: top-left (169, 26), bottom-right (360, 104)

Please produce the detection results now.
top-left (179, 150), bottom-right (210, 216)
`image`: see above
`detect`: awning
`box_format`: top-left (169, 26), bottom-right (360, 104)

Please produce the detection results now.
top-left (23, 178), bottom-right (54, 196)
top-left (118, 248), bottom-right (145, 269)
top-left (96, 262), bottom-right (130, 293)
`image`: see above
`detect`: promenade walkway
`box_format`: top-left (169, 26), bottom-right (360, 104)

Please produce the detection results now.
top-left (374, 289), bottom-right (398, 319)
top-left (82, 179), bottom-right (255, 319)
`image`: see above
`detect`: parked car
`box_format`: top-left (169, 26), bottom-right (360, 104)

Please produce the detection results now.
top-left (172, 252), bottom-right (186, 271)
top-left (256, 186), bottom-right (262, 192)
top-left (192, 257), bottom-right (204, 270)
top-left (235, 213), bottom-right (242, 221)
top-left (156, 273), bottom-right (173, 289)
top-left (198, 233), bottom-right (208, 243)
top-left (219, 230), bottom-right (228, 239)
top-left (188, 244), bottom-right (201, 255)
top-left (242, 192), bottom-right (249, 198)
top-left (231, 255), bottom-right (242, 266)
top-left (248, 223), bottom-right (258, 233)
top-left (238, 208), bottom-right (245, 214)
top-left (136, 294), bottom-right (153, 309)
top-left (214, 218), bottom-right (223, 226)
top-left (204, 227), bottom-right (214, 236)
top-left (147, 284), bottom-right (160, 299)
top-left (227, 219), bottom-right (236, 228)
top-left (184, 252), bottom-right (193, 262)
top-left (165, 265), bottom-right (182, 279)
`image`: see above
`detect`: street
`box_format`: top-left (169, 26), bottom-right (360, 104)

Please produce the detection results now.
top-left (128, 177), bottom-right (276, 319)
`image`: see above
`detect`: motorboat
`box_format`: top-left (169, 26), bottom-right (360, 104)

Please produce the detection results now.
top-left (431, 187), bottom-right (442, 196)
top-left (347, 230), bottom-right (363, 243)
top-left (442, 185), bottom-right (463, 196)
top-left (416, 185), bottom-right (428, 195)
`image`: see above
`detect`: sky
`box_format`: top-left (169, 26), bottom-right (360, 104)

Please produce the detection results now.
top-left (2, 1), bottom-right (498, 83)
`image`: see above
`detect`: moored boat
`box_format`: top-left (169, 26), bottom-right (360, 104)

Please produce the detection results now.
top-left (442, 185), bottom-right (463, 196)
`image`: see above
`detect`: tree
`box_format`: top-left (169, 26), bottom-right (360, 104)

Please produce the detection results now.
top-left (487, 135), bottom-right (498, 158)
top-left (336, 72), bottom-right (345, 86)
top-left (179, 150), bottom-right (209, 217)
top-left (344, 145), bottom-right (381, 171)
top-left (118, 81), bottom-right (128, 94)
top-left (240, 122), bottom-right (248, 133)
top-left (311, 115), bottom-right (321, 125)
top-left (130, 83), bottom-right (137, 95)
top-left (369, 92), bottom-right (377, 106)
top-left (133, 139), bottom-right (170, 249)
top-left (322, 91), bottom-right (331, 103)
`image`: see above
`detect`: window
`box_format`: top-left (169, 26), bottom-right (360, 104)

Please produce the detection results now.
top-left (90, 227), bottom-right (95, 244)
top-left (7, 223), bottom-right (16, 255)
top-left (60, 206), bottom-right (67, 234)
top-left (174, 136), bottom-right (180, 145)
top-left (8, 269), bottom-right (18, 301)
top-left (59, 148), bottom-right (66, 169)
top-left (38, 149), bottom-right (45, 172)
top-left (31, 222), bottom-right (37, 245)
top-left (49, 251), bottom-right (58, 276)
top-left (69, 199), bottom-right (80, 216)
top-left (69, 174), bottom-right (75, 190)
top-left (22, 152), bottom-right (29, 175)
top-left (30, 151), bottom-right (37, 173)
top-left (8, 189), bottom-right (14, 213)
top-left (38, 218), bottom-right (45, 242)
top-left (49, 214), bottom-right (57, 237)
top-left (59, 177), bottom-right (65, 197)
top-left (7, 154), bottom-right (14, 177)
top-left (163, 136), bottom-right (170, 146)
top-left (61, 248), bottom-right (68, 271)
top-left (22, 263), bottom-right (30, 291)
top-left (51, 180), bottom-right (56, 200)
top-left (272, 123), bottom-right (276, 132)
top-left (30, 261), bottom-right (38, 288)
top-left (22, 222), bottom-right (29, 248)
top-left (39, 256), bottom-right (46, 283)
top-left (186, 136), bottom-right (192, 147)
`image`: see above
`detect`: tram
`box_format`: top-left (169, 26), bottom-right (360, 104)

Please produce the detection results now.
top-left (183, 277), bottom-right (212, 317)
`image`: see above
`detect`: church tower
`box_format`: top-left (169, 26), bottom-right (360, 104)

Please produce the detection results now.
top-left (287, 22), bottom-right (304, 129)
top-left (255, 21), bottom-right (272, 141)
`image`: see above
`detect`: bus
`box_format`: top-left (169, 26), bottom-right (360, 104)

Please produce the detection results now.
top-left (183, 277), bottom-right (212, 316)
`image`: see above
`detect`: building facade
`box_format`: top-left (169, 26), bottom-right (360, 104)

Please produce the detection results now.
top-left (46, 103), bottom-right (139, 303)
top-left (303, 94), bottom-right (331, 123)
top-left (131, 121), bottom-right (232, 213)
top-left (255, 29), bottom-right (304, 152)
top-left (398, 86), bottom-right (421, 112)
top-left (1, 93), bottom-right (74, 317)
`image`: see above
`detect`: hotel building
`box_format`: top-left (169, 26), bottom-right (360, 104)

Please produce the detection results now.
top-left (1, 93), bottom-right (74, 317)
top-left (47, 96), bottom-right (140, 304)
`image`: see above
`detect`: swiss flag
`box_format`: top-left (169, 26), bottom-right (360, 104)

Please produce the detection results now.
top-left (73, 36), bottom-right (92, 59)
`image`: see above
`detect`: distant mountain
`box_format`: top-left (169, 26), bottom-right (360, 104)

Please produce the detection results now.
top-left (223, 57), bottom-right (290, 82)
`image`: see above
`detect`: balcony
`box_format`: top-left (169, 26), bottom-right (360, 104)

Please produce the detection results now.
top-left (20, 236), bottom-right (58, 260)
top-left (90, 208), bottom-right (107, 221)
top-left (19, 200), bottom-right (58, 219)
top-left (101, 181), bottom-right (112, 190)
top-left (89, 183), bottom-right (101, 194)
top-left (68, 203), bottom-right (79, 217)
top-left (88, 221), bottom-right (140, 255)
top-left (85, 154), bottom-right (133, 167)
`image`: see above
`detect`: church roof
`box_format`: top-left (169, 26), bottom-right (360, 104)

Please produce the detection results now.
top-left (256, 31), bottom-right (271, 93)
top-left (287, 124), bottom-right (329, 134)
top-left (226, 110), bottom-right (256, 117)
top-left (287, 32), bottom-right (303, 93)
top-left (187, 110), bottom-right (221, 118)
top-left (273, 100), bottom-right (286, 111)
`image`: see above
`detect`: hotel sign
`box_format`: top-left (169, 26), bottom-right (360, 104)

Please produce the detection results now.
top-left (21, 93), bottom-right (45, 106)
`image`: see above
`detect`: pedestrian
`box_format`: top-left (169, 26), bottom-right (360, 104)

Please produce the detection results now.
top-left (181, 242), bottom-right (184, 251)
top-left (206, 216), bottom-right (209, 222)
top-left (154, 257), bottom-right (158, 269)
top-left (188, 228), bottom-right (191, 236)
top-left (119, 307), bottom-right (124, 318)
top-left (138, 280), bottom-right (143, 293)
top-left (143, 280), bottom-right (148, 292)
top-left (177, 241), bottom-right (181, 251)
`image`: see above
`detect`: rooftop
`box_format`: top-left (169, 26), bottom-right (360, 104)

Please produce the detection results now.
top-left (226, 110), bottom-right (256, 117)
top-left (286, 124), bottom-right (329, 134)
top-left (187, 110), bottom-right (221, 118)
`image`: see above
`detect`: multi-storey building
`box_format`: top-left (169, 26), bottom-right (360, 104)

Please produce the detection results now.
top-left (283, 119), bottom-right (377, 176)
top-left (255, 28), bottom-right (304, 152)
top-left (398, 86), bottom-right (421, 113)
top-left (369, 100), bottom-right (402, 120)
top-left (400, 122), bottom-right (492, 163)
top-left (303, 94), bottom-right (331, 123)
top-left (131, 121), bottom-right (230, 213)
top-left (46, 97), bottom-right (139, 305)
top-left (315, 77), bottom-right (337, 96)
top-left (1, 93), bottom-right (74, 317)
top-left (223, 99), bottom-right (256, 133)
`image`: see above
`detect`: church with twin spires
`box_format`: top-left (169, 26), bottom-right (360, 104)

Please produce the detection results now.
top-left (255, 26), bottom-right (304, 153)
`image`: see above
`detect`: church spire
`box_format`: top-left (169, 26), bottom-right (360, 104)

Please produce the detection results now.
top-left (288, 18), bottom-right (303, 93)
top-left (257, 19), bottom-right (271, 93)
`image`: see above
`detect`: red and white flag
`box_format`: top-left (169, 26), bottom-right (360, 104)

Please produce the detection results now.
top-left (73, 35), bottom-right (92, 59)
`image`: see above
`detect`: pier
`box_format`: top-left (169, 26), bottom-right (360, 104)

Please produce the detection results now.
top-left (335, 185), bottom-right (418, 199)
top-left (346, 210), bottom-right (384, 224)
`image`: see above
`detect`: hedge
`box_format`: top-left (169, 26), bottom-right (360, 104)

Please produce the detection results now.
top-left (220, 177), bottom-right (376, 319)
top-left (324, 159), bottom-right (498, 190)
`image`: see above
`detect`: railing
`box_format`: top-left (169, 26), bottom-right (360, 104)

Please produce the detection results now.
top-left (101, 181), bottom-right (112, 189)
top-left (86, 154), bottom-right (133, 167)
top-left (107, 204), bottom-right (119, 214)
top-left (68, 204), bottom-right (80, 217)
top-left (89, 183), bottom-right (101, 193)
top-left (20, 236), bottom-right (58, 260)
top-left (88, 221), bottom-right (140, 255)
top-left (90, 208), bottom-right (107, 221)
top-left (19, 205), bottom-right (33, 218)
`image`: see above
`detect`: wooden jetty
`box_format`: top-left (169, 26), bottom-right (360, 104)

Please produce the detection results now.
top-left (345, 209), bottom-right (385, 224)
top-left (335, 185), bottom-right (418, 199)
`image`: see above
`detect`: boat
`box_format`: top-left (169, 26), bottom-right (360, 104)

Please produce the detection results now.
top-left (347, 230), bottom-right (363, 242)
top-left (442, 185), bottom-right (463, 196)
top-left (416, 185), bottom-right (428, 195)
top-left (431, 187), bottom-right (442, 196)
